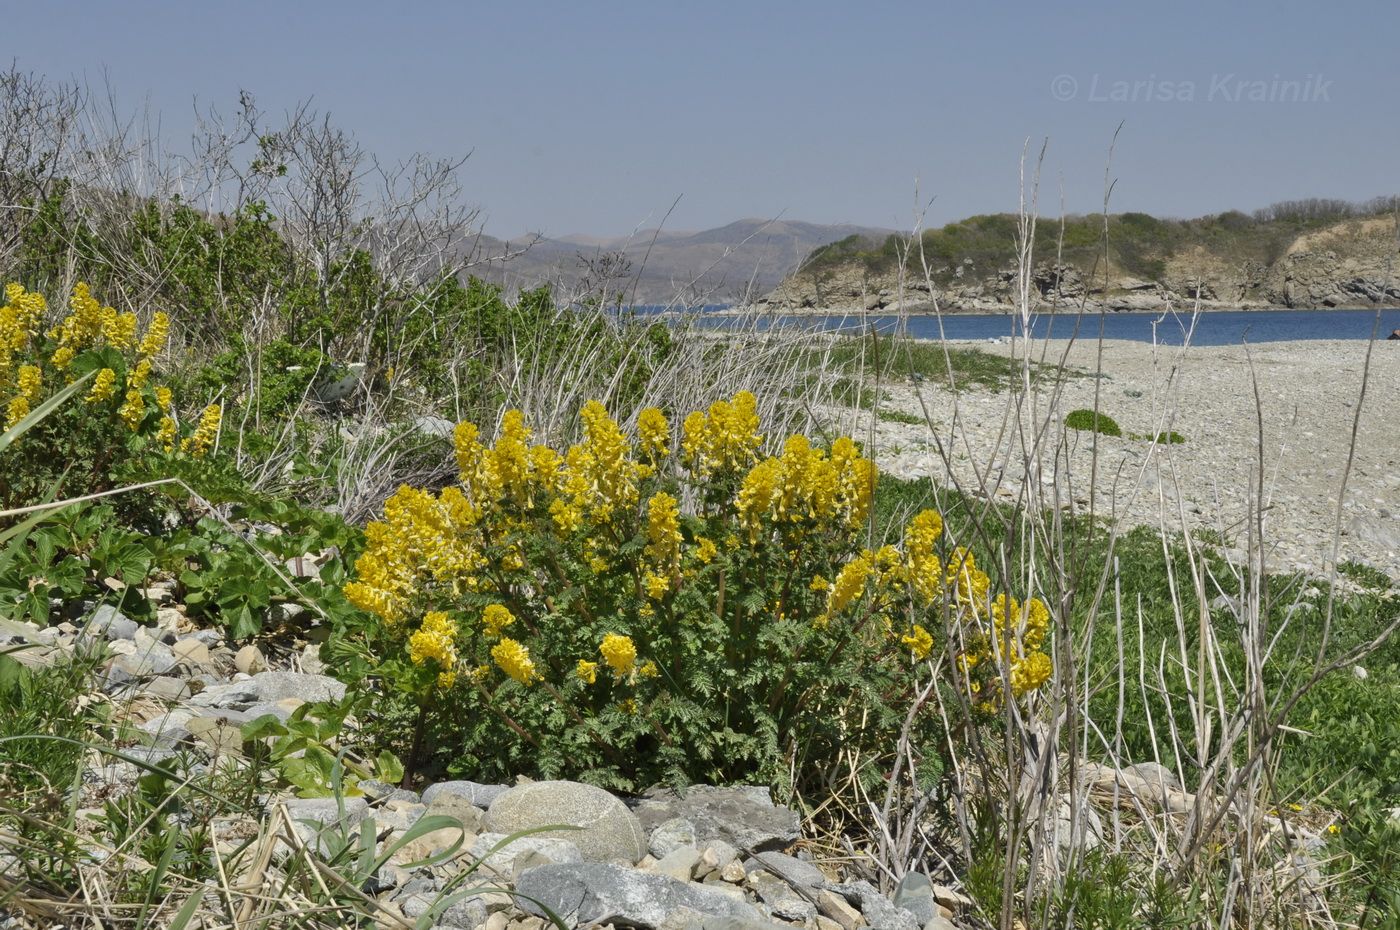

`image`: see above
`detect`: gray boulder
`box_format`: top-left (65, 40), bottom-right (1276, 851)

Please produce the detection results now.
top-left (743, 851), bottom-right (826, 888)
top-left (650, 817), bottom-right (699, 858)
top-left (469, 832), bottom-right (583, 877)
top-left (634, 785), bottom-right (800, 853)
top-left (829, 880), bottom-right (921, 930)
top-left (891, 871), bottom-right (936, 925)
top-left (86, 605), bottom-right (139, 641)
top-left (486, 780), bottom-right (646, 864)
top-left (515, 862), bottom-right (761, 928)
top-left (422, 779), bottom-right (509, 809)
top-left (189, 671), bottom-right (346, 709)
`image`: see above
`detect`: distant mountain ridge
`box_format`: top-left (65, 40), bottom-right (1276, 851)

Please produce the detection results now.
top-left (468, 218), bottom-right (896, 304)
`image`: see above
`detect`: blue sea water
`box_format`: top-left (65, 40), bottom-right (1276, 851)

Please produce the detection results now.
top-left (653, 307), bottom-right (1400, 346)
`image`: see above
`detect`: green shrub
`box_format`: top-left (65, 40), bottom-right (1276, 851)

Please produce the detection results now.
top-left (329, 394), bottom-right (1056, 791)
top-left (1153, 430), bottom-right (1186, 444)
top-left (1064, 408), bottom-right (1122, 437)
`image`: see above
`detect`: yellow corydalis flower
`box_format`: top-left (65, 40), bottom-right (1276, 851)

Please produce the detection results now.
top-left (821, 552), bottom-right (872, 625)
top-left (87, 368), bottom-right (117, 403)
top-left (901, 624), bottom-right (934, 660)
top-left (155, 386), bottom-right (173, 411)
top-left (186, 403), bottom-right (221, 457)
top-left (492, 637), bottom-right (538, 684)
top-left (156, 416), bottom-right (177, 452)
top-left (409, 610), bottom-right (458, 679)
top-left (904, 509), bottom-right (944, 602)
top-left (637, 406), bottom-right (670, 461)
top-left (643, 491), bottom-right (681, 571)
top-left (118, 389), bottom-right (144, 431)
top-left (5, 395), bottom-right (29, 430)
top-left (481, 603), bottom-right (515, 639)
top-left (16, 365), bottom-right (41, 403)
top-left (104, 310), bottom-right (138, 350)
top-left (576, 659), bottom-right (599, 685)
top-left (694, 537), bottom-right (718, 564)
top-left (643, 571), bottom-right (670, 600)
top-left (138, 312), bottom-right (170, 357)
top-left (599, 633), bottom-right (637, 678)
top-left (681, 390), bottom-right (762, 476)
top-left (129, 359), bottom-right (152, 389)
top-left (1010, 650), bottom-right (1053, 695)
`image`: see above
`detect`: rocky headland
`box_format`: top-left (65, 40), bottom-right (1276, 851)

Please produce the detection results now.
top-left (758, 211), bottom-right (1400, 315)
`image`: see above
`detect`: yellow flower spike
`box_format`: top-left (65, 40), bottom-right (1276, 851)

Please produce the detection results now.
top-left (481, 603), bottom-right (516, 638)
top-left (575, 659), bottom-right (599, 685)
top-left (155, 386), bottom-right (173, 411)
top-left (16, 365), bottom-right (40, 403)
top-left (901, 624), bottom-right (934, 660)
top-left (489, 409), bottom-right (533, 501)
top-left (823, 552), bottom-right (872, 622)
top-left (637, 406), bottom-right (670, 461)
top-left (156, 415), bottom-right (177, 453)
top-left (599, 633), bottom-right (637, 678)
top-left (643, 571), bottom-right (670, 600)
top-left (138, 312), bottom-right (170, 357)
top-left (409, 611), bottom-right (459, 673)
top-left (638, 660), bottom-right (659, 679)
top-left (1009, 651), bottom-right (1053, 695)
top-left (86, 368), bottom-right (117, 403)
top-left (643, 491), bottom-right (682, 571)
top-left (694, 537), bottom-right (718, 564)
top-left (105, 311), bottom-right (138, 350)
top-left (129, 359), bottom-right (152, 389)
top-left (492, 637), bottom-right (538, 684)
top-left (118, 388), bottom-right (145, 431)
top-left (5, 395), bottom-right (29, 431)
top-left (189, 403), bottom-right (221, 457)
top-left (51, 346), bottom-right (74, 370)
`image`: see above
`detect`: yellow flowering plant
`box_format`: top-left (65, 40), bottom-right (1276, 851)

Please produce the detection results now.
top-left (335, 392), bottom-right (1055, 788)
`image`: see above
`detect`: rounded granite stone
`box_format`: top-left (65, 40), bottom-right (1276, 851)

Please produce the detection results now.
top-left (484, 780), bottom-right (646, 863)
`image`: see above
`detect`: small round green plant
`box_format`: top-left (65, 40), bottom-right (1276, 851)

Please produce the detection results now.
top-left (1153, 430), bottom-right (1186, 445)
top-left (1064, 408), bottom-right (1122, 437)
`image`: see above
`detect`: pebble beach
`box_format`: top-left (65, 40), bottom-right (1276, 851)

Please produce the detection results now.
top-left (862, 338), bottom-right (1400, 580)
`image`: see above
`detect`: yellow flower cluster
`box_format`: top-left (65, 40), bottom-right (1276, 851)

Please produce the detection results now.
top-left (87, 368), bottom-right (117, 403)
top-left (0, 283), bottom-right (202, 451)
top-left (409, 611), bottom-right (459, 688)
top-left (822, 552), bottom-right (873, 624)
top-left (599, 633), bottom-right (637, 678)
top-left (901, 624), bottom-right (934, 660)
top-left (0, 285), bottom-right (45, 381)
top-left (482, 603), bottom-right (515, 638)
top-left (681, 391), bottom-right (762, 476)
top-left (492, 637), bottom-right (538, 684)
top-left (643, 491), bottom-right (682, 574)
top-left (118, 389), bottom-right (145, 431)
top-left (638, 406), bottom-right (669, 462)
top-left (735, 435), bottom-right (875, 538)
top-left (183, 403), bottom-right (221, 457)
top-left (137, 312), bottom-right (170, 358)
top-left (905, 509), bottom-right (944, 602)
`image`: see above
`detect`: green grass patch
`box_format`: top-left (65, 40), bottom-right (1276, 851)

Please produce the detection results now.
top-left (1064, 408), bottom-right (1122, 437)
top-left (1338, 559), bottom-right (1394, 590)
top-left (869, 472), bottom-right (1400, 918)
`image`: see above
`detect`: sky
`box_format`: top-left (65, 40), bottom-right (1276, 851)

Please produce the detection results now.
top-left (10, 0), bottom-right (1399, 238)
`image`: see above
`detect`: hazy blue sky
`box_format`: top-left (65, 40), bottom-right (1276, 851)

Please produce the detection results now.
top-left (12, 0), bottom-right (1398, 237)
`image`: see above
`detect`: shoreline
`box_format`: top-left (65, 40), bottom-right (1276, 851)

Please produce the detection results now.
top-left (710, 302), bottom-right (1400, 317)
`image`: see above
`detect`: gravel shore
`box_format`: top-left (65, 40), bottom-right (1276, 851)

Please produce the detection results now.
top-left (858, 338), bottom-right (1400, 580)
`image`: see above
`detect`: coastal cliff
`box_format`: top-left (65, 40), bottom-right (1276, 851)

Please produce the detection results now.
top-left (758, 206), bottom-right (1400, 314)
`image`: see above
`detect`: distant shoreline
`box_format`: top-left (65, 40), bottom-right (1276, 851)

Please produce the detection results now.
top-left (707, 303), bottom-right (1400, 317)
